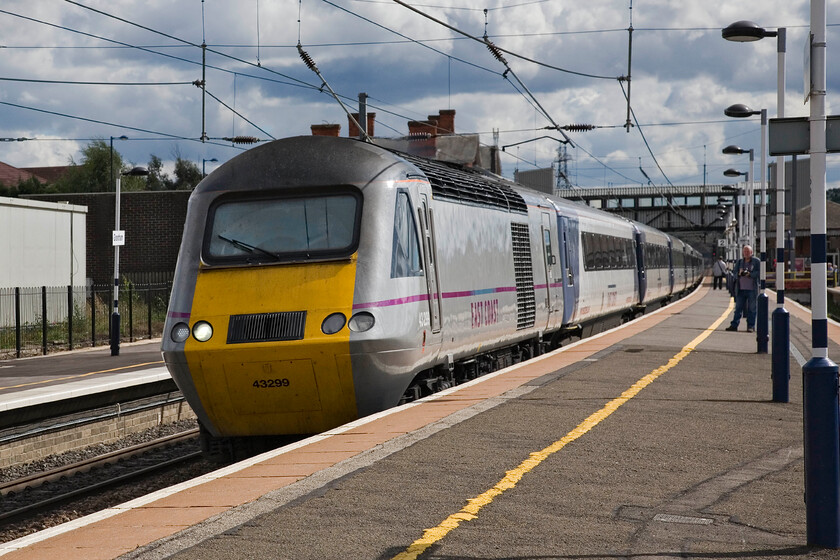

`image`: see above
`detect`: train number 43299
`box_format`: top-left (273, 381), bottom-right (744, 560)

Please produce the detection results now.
top-left (253, 379), bottom-right (291, 388)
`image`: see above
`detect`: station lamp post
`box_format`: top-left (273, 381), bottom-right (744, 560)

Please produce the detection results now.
top-left (725, 104), bottom-right (768, 353)
top-left (722, 146), bottom-right (755, 247)
top-left (723, 171), bottom-right (749, 250)
top-left (726, 12), bottom-right (838, 546)
top-left (723, 19), bottom-right (790, 399)
top-left (111, 166), bottom-right (150, 357)
top-left (109, 135), bottom-right (128, 191)
top-left (202, 157), bottom-right (218, 178)
top-left (802, 1), bottom-right (840, 546)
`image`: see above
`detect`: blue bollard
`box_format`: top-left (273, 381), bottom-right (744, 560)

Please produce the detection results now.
top-left (110, 312), bottom-right (121, 357)
top-left (771, 307), bottom-right (789, 402)
top-left (756, 292), bottom-right (769, 353)
top-left (802, 356), bottom-right (840, 547)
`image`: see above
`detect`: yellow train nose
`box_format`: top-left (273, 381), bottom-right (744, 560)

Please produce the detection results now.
top-left (182, 262), bottom-right (358, 436)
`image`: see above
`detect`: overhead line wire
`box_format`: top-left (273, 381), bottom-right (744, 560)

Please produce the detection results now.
top-left (0, 100), bottom-right (244, 150)
top-left (57, 1), bottom-right (435, 138)
top-left (0, 77), bottom-right (193, 86)
top-left (203, 89), bottom-right (276, 139)
top-left (389, 0), bottom-right (619, 80)
top-left (350, 0), bottom-right (551, 9)
top-left (0, 11), bottom-right (317, 93)
top-left (318, 0), bottom-right (501, 75)
top-left (337, 0), bottom-right (574, 144)
top-left (618, 81), bottom-right (699, 225)
top-left (315, 0), bottom-right (564, 135)
top-left (2, 5), bottom-right (420, 142)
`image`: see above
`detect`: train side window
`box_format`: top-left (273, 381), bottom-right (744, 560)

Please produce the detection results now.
top-left (593, 235), bottom-right (603, 270)
top-left (391, 192), bottom-right (423, 278)
top-left (609, 236), bottom-right (619, 269)
top-left (543, 228), bottom-right (554, 265)
top-left (582, 233), bottom-right (593, 270)
top-left (619, 238), bottom-right (628, 268)
top-left (619, 238), bottom-right (626, 268)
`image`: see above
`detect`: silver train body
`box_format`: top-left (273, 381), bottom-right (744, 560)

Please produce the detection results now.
top-left (162, 136), bottom-right (703, 448)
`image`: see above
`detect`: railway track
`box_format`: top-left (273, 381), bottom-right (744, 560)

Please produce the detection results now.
top-left (0, 428), bottom-right (203, 526)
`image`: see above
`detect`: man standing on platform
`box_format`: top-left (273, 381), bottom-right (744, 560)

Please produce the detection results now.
top-left (712, 255), bottom-right (727, 290)
top-left (725, 245), bottom-right (760, 332)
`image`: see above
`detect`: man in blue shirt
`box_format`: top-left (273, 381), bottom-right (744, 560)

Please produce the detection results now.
top-left (725, 245), bottom-right (760, 332)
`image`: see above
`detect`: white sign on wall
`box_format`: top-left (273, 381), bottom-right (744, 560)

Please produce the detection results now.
top-left (112, 230), bottom-right (125, 246)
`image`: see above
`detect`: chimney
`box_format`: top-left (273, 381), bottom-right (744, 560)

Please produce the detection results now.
top-left (408, 120), bottom-right (437, 137)
top-left (437, 109), bottom-right (455, 134)
top-left (348, 113), bottom-right (376, 138)
top-left (407, 110), bottom-right (455, 137)
top-left (311, 123), bottom-right (341, 137)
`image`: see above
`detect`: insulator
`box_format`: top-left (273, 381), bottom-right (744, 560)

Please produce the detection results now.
top-left (484, 40), bottom-right (508, 65)
top-left (224, 136), bottom-right (259, 144)
top-left (562, 124), bottom-right (595, 132)
top-left (297, 44), bottom-right (319, 73)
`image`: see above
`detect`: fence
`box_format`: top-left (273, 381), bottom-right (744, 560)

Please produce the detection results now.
top-left (0, 274), bottom-right (172, 360)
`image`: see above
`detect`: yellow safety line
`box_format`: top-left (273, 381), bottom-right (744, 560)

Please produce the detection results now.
top-left (392, 298), bottom-right (735, 560)
top-left (0, 361), bottom-right (165, 392)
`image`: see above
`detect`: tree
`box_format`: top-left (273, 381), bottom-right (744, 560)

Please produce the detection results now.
top-left (145, 154), bottom-right (173, 191)
top-left (0, 176), bottom-right (52, 197)
top-left (52, 139), bottom-right (125, 193)
top-left (172, 156), bottom-right (202, 190)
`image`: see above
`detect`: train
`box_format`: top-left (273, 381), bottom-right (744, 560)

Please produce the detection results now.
top-left (161, 135), bottom-right (704, 460)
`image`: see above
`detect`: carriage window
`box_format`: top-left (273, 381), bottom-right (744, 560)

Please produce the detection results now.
top-left (582, 233), bottom-right (593, 270)
top-left (391, 192), bottom-right (423, 278)
top-left (204, 190), bottom-right (361, 264)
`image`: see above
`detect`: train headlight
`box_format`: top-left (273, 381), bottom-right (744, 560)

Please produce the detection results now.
top-left (321, 313), bottom-right (346, 335)
top-left (192, 321), bottom-right (214, 342)
top-left (171, 322), bottom-right (190, 343)
top-left (348, 312), bottom-right (375, 332)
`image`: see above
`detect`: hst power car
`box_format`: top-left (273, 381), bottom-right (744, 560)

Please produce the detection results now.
top-left (162, 136), bottom-right (703, 459)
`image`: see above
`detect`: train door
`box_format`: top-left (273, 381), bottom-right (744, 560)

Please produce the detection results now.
top-left (558, 215), bottom-right (579, 325)
top-left (667, 238), bottom-right (675, 293)
top-left (418, 193), bottom-right (442, 334)
top-left (540, 212), bottom-right (556, 326)
top-left (635, 229), bottom-right (647, 302)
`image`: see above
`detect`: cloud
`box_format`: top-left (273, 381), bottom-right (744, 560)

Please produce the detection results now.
top-left (0, 0), bottom-right (837, 189)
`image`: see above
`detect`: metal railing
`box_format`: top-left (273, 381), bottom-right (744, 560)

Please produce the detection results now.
top-left (0, 275), bottom-right (172, 360)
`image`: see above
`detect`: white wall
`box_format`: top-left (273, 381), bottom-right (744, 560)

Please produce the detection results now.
top-left (0, 197), bottom-right (87, 288)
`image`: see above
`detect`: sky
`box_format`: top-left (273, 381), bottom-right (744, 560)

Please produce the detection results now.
top-left (1, 0), bottom-right (838, 191)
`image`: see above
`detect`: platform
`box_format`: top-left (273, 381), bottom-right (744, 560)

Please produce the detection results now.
top-left (2, 285), bottom-right (838, 559)
top-left (0, 340), bottom-right (166, 404)
top-left (0, 340), bottom-right (170, 428)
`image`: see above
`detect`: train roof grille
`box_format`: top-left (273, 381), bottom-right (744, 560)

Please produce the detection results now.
top-left (397, 152), bottom-right (527, 214)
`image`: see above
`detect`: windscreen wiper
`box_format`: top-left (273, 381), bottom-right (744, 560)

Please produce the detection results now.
top-left (217, 234), bottom-right (280, 261)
